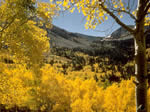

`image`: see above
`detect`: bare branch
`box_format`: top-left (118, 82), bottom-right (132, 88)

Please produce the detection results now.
top-left (99, 3), bottom-right (135, 34)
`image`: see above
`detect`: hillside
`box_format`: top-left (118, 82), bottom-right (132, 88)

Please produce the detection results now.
top-left (47, 25), bottom-right (150, 50)
top-left (45, 25), bottom-right (150, 63)
top-left (44, 25), bottom-right (150, 79)
top-left (46, 25), bottom-right (103, 49)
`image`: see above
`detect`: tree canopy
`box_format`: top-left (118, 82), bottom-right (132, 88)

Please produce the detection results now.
top-left (0, 0), bottom-right (58, 65)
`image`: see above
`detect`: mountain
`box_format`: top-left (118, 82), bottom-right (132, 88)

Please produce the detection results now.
top-left (46, 25), bottom-right (104, 49)
top-left (45, 25), bottom-right (150, 62)
top-left (110, 25), bottom-right (150, 40)
top-left (47, 25), bottom-right (150, 49)
top-left (110, 25), bottom-right (134, 39)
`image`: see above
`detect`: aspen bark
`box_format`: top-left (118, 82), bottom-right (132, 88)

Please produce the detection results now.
top-left (135, 1), bottom-right (148, 112)
top-left (134, 35), bottom-right (147, 112)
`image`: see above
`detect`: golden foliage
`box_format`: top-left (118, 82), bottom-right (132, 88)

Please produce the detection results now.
top-left (0, 0), bottom-right (150, 111)
top-left (0, 64), bottom-right (32, 108)
top-left (1, 63), bottom-right (150, 111)
top-left (0, 0), bottom-right (59, 65)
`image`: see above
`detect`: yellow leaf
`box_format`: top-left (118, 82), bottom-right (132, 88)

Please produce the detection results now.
top-left (114, 5), bottom-right (118, 8)
top-left (122, 7), bottom-right (125, 11)
top-left (120, 2), bottom-right (124, 7)
top-left (63, 0), bottom-right (68, 7)
top-left (120, 15), bottom-right (123, 18)
top-left (105, 16), bottom-right (108, 20)
top-left (56, 1), bottom-right (62, 4)
top-left (99, 12), bottom-right (103, 17)
top-left (70, 8), bottom-right (75, 13)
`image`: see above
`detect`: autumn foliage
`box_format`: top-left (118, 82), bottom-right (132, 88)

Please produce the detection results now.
top-left (1, 63), bottom-right (150, 112)
top-left (0, 0), bottom-right (150, 112)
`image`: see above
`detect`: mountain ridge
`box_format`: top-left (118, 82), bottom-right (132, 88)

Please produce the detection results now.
top-left (46, 25), bottom-right (104, 49)
top-left (46, 25), bottom-right (150, 50)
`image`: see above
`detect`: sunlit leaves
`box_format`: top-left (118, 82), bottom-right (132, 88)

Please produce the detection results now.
top-left (0, 64), bottom-right (32, 108)
top-left (37, 2), bottom-right (59, 28)
top-left (63, 0), bottom-right (69, 7)
top-left (0, 0), bottom-right (58, 66)
top-left (1, 60), bottom-right (150, 111)
top-left (54, 0), bottom-right (128, 29)
top-left (104, 79), bottom-right (136, 112)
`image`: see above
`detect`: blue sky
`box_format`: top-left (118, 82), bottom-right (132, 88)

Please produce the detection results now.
top-left (42, 0), bottom-right (136, 37)
top-left (52, 8), bottom-right (135, 37)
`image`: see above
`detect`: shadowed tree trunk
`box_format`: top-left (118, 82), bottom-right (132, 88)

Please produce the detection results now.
top-left (134, 33), bottom-right (147, 112)
top-left (134, 0), bottom-right (148, 112)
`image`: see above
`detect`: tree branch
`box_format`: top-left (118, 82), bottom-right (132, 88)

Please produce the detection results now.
top-left (110, 8), bottom-right (136, 20)
top-left (0, 18), bottom-right (16, 33)
top-left (99, 3), bottom-right (135, 34)
top-left (143, 2), bottom-right (150, 17)
top-left (146, 0), bottom-right (149, 4)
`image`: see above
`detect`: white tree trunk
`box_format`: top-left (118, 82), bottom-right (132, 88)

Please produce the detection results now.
top-left (134, 35), bottom-right (147, 112)
top-left (135, 0), bottom-right (148, 111)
